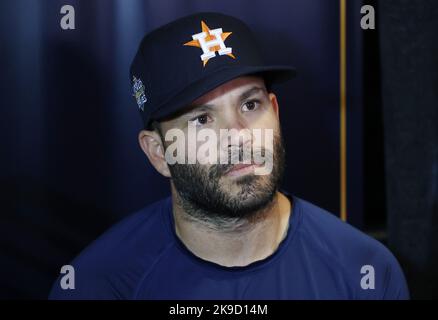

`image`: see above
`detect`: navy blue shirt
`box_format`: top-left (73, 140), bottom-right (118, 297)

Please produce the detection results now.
top-left (49, 195), bottom-right (409, 299)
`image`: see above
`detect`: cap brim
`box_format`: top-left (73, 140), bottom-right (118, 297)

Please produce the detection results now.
top-left (152, 65), bottom-right (296, 122)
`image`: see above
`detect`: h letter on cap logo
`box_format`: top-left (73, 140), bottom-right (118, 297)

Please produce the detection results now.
top-left (184, 21), bottom-right (236, 67)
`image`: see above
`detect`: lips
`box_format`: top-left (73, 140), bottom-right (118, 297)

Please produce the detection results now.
top-left (224, 163), bottom-right (255, 176)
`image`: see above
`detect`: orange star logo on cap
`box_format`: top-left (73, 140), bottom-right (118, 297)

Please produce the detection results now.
top-left (184, 20), bottom-right (236, 67)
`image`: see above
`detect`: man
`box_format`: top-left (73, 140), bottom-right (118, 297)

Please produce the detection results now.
top-left (49, 12), bottom-right (409, 299)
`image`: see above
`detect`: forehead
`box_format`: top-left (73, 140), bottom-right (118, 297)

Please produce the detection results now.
top-left (191, 75), bottom-right (266, 106)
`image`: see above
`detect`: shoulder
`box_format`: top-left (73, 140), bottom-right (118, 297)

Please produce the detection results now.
top-left (293, 197), bottom-right (409, 299)
top-left (295, 197), bottom-right (385, 259)
top-left (49, 196), bottom-right (174, 299)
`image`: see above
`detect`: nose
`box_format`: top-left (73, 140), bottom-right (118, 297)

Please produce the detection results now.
top-left (221, 110), bottom-right (247, 132)
top-left (218, 113), bottom-right (253, 155)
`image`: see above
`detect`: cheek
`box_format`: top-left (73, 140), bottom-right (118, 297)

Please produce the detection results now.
top-left (186, 137), bottom-right (198, 153)
top-left (186, 132), bottom-right (222, 166)
top-left (248, 108), bottom-right (280, 132)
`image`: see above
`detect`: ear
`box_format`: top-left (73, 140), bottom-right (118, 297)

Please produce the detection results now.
top-left (268, 93), bottom-right (280, 119)
top-left (138, 129), bottom-right (171, 178)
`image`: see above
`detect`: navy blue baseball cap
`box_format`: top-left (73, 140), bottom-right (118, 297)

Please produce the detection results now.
top-left (130, 12), bottom-right (296, 129)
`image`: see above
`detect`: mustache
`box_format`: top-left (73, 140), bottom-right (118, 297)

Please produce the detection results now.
top-left (208, 146), bottom-right (274, 178)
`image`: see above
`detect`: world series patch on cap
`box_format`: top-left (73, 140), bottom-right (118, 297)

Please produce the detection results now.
top-left (130, 12), bottom-right (296, 129)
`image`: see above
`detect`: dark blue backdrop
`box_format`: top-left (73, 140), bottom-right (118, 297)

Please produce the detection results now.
top-left (0, 0), bottom-right (364, 298)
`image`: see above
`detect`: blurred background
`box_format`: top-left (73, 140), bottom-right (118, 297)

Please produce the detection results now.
top-left (0, 0), bottom-right (437, 299)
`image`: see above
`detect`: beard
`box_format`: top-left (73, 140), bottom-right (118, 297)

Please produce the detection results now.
top-left (167, 130), bottom-right (286, 227)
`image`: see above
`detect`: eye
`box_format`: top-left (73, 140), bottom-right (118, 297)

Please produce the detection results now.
top-left (242, 100), bottom-right (260, 112)
top-left (190, 114), bottom-right (211, 126)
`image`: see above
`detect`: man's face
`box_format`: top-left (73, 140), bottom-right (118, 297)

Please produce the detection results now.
top-left (159, 76), bottom-right (285, 223)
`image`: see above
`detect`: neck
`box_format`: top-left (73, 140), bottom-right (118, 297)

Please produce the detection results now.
top-left (170, 186), bottom-right (292, 267)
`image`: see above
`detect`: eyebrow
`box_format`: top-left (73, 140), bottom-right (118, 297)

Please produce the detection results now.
top-left (180, 104), bottom-right (216, 120)
top-left (181, 86), bottom-right (266, 121)
top-left (238, 86), bottom-right (265, 101)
